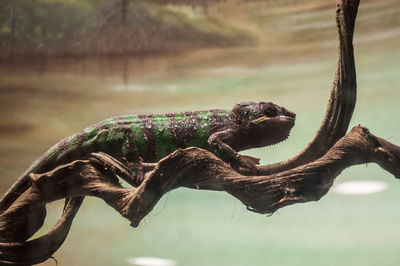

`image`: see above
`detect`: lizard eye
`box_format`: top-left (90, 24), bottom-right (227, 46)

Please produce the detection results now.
top-left (260, 102), bottom-right (278, 117)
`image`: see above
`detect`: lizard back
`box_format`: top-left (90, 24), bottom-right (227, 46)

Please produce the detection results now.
top-left (23, 109), bottom-right (233, 176)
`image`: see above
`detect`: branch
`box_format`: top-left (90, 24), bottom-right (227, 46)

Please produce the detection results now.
top-left (257, 0), bottom-right (359, 175)
top-left (118, 126), bottom-right (400, 224)
top-left (0, 197), bottom-right (83, 265)
top-left (1, 0), bottom-right (396, 265)
top-left (1, 126), bottom-right (400, 265)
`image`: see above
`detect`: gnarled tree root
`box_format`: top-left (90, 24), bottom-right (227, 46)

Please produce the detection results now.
top-left (0, 126), bottom-right (399, 264)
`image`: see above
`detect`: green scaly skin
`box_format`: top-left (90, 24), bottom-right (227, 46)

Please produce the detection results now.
top-left (0, 102), bottom-right (295, 212)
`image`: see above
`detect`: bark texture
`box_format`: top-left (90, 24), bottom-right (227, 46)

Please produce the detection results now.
top-left (257, 0), bottom-right (358, 175)
top-left (1, 0), bottom-right (399, 265)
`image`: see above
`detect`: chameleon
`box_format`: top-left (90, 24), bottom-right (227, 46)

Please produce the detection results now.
top-left (0, 101), bottom-right (295, 212)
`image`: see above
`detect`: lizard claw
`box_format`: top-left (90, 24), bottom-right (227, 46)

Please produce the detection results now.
top-left (126, 157), bottom-right (145, 187)
top-left (237, 154), bottom-right (260, 170)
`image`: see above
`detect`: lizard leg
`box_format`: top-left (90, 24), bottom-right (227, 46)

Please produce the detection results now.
top-left (121, 141), bottom-right (146, 187)
top-left (208, 131), bottom-right (260, 170)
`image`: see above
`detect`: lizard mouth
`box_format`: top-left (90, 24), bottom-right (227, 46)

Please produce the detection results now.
top-left (251, 115), bottom-right (294, 127)
top-left (251, 115), bottom-right (295, 147)
top-left (269, 115), bottom-right (295, 143)
top-left (271, 115), bottom-right (295, 125)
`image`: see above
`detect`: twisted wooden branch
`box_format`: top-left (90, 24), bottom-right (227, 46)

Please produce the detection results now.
top-left (1, 126), bottom-right (400, 264)
top-left (257, 0), bottom-right (359, 175)
top-left (1, 0), bottom-right (398, 265)
top-left (0, 197), bottom-right (83, 265)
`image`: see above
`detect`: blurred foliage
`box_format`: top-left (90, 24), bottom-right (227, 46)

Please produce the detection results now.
top-left (0, 0), bottom-right (93, 42)
top-left (0, 0), bottom-right (253, 57)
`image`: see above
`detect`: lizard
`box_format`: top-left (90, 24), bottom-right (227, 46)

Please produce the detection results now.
top-left (0, 101), bottom-right (295, 212)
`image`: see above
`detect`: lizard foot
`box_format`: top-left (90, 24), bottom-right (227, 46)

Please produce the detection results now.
top-left (126, 158), bottom-right (145, 187)
top-left (237, 154), bottom-right (260, 170)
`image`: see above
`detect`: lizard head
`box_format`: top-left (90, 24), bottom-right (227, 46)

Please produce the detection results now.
top-left (232, 101), bottom-right (296, 148)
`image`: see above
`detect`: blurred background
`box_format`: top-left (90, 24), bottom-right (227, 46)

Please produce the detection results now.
top-left (0, 0), bottom-right (400, 265)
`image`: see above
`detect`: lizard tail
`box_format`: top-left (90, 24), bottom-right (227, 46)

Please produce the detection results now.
top-left (0, 175), bottom-right (31, 213)
top-left (0, 139), bottom-right (62, 213)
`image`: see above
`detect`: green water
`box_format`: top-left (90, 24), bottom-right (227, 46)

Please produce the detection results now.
top-left (1, 0), bottom-right (400, 265)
